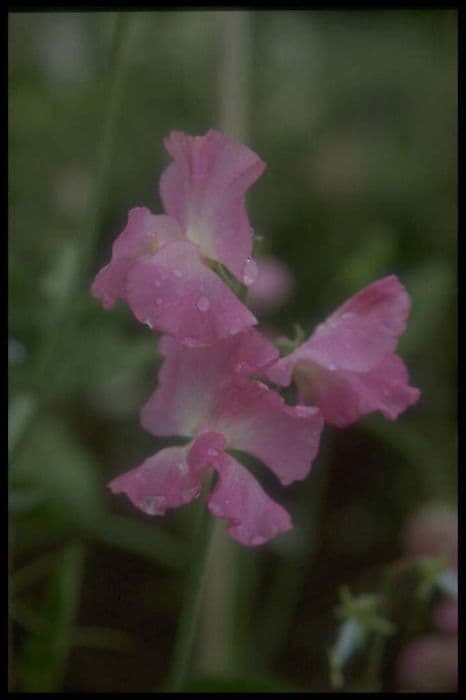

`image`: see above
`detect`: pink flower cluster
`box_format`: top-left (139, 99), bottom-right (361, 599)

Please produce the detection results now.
top-left (92, 130), bottom-right (420, 547)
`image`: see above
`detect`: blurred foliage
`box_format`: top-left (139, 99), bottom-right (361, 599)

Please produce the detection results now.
top-left (9, 9), bottom-right (456, 693)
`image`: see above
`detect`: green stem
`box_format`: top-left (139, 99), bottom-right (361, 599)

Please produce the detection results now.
top-left (167, 484), bottom-right (215, 692)
top-left (197, 10), bottom-right (252, 677)
top-left (10, 13), bottom-right (135, 466)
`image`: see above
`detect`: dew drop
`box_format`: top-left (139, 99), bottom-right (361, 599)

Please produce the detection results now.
top-left (197, 296), bottom-right (210, 312)
top-left (141, 496), bottom-right (165, 515)
top-left (242, 258), bottom-right (258, 286)
top-left (144, 319), bottom-right (153, 329)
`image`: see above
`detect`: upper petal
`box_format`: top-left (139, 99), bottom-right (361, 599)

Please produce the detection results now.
top-left (125, 240), bottom-right (257, 346)
top-left (207, 451), bottom-right (292, 547)
top-left (211, 379), bottom-right (324, 486)
top-left (295, 353), bottom-right (421, 427)
top-left (160, 130), bottom-right (266, 281)
top-left (268, 275), bottom-right (412, 384)
top-left (107, 444), bottom-right (202, 516)
top-left (91, 207), bottom-right (183, 309)
top-left (140, 329), bottom-right (279, 439)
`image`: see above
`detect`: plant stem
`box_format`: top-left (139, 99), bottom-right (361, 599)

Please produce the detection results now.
top-left (197, 10), bottom-right (252, 677)
top-left (167, 484), bottom-right (215, 691)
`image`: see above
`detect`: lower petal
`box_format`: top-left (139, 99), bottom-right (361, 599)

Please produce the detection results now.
top-left (207, 453), bottom-right (292, 547)
top-left (125, 240), bottom-right (257, 346)
top-left (108, 444), bottom-right (202, 515)
top-left (296, 353), bottom-right (421, 427)
top-left (213, 380), bottom-right (324, 486)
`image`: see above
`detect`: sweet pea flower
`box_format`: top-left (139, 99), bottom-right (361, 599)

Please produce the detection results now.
top-left (92, 130), bottom-right (265, 347)
top-left (265, 275), bottom-right (420, 427)
top-left (109, 330), bottom-right (324, 546)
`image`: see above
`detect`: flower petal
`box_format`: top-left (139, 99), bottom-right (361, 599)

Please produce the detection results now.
top-left (125, 240), bottom-right (257, 346)
top-left (187, 431), bottom-right (227, 475)
top-left (268, 275), bottom-right (411, 384)
top-left (212, 380), bottom-right (324, 485)
top-left (141, 330), bottom-right (279, 438)
top-left (107, 444), bottom-right (202, 516)
top-left (91, 207), bottom-right (183, 309)
top-left (295, 353), bottom-right (420, 427)
top-left (207, 452), bottom-right (292, 547)
top-left (160, 130), bottom-right (266, 281)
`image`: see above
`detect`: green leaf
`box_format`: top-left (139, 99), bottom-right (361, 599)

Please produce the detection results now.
top-left (10, 415), bottom-right (187, 568)
top-left (18, 544), bottom-right (85, 692)
top-left (11, 416), bottom-right (104, 526)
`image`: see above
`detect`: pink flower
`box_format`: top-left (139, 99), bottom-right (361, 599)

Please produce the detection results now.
top-left (265, 275), bottom-right (420, 427)
top-left (397, 635), bottom-right (458, 692)
top-left (247, 256), bottom-right (295, 314)
top-left (92, 130), bottom-right (266, 347)
top-left (108, 330), bottom-right (324, 546)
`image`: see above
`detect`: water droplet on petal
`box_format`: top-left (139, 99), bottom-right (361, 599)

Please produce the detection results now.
top-left (178, 462), bottom-right (188, 474)
top-left (141, 496), bottom-right (165, 515)
top-left (144, 319), bottom-right (153, 329)
top-left (197, 296), bottom-right (210, 312)
top-left (243, 258), bottom-right (258, 286)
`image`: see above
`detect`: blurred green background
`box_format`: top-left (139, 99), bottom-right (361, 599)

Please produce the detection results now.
top-left (9, 10), bottom-right (457, 693)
